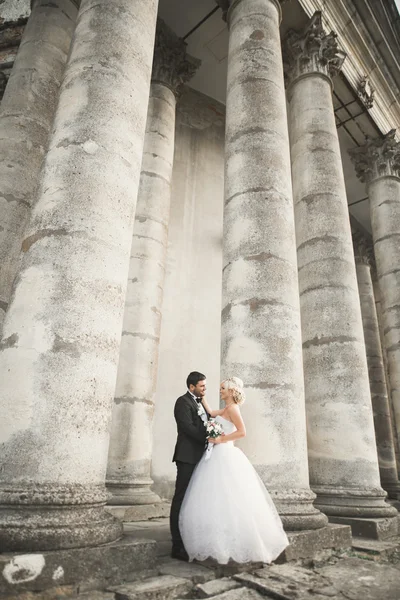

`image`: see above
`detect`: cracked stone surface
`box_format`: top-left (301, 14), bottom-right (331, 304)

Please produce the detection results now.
top-left (4, 550), bottom-right (400, 600)
top-left (108, 574), bottom-right (192, 599)
top-left (195, 577), bottom-right (242, 597)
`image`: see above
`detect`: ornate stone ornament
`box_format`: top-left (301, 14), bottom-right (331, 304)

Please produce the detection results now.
top-left (283, 11), bottom-right (346, 86)
top-left (152, 20), bottom-right (201, 95)
top-left (349, 129), bottom-right (400, 183)
top-left (357, 76), bottom-right (375, 108)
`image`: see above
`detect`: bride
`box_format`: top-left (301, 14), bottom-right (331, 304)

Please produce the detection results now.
top-left (179, 377), bottom-right (289, 565)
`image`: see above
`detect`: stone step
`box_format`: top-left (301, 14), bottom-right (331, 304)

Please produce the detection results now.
top-left (177, 588), bottom-right (263, 600)
top-left (157, 557), bottom-right (215, 583)
top-left (329, 516), bottom-right (399, 540)
top-left (195, 577), bottom-right (242, 598)
top-left (106, 503), bottom-right (171, 523)
top-left (351, 536), bottom-right (400, 560)
top-left (0, 535), bottom-right (157, 598)
top-left (72, 593), bottom-right (115, 600)
top-left (283, 524), bottom-right (351, 561)
top-left (108, 574), bottom-right (193, 600)
top-left (235, 571), bottom-right (343, 600)
top-left (156, 540), bottom-right (172, 557)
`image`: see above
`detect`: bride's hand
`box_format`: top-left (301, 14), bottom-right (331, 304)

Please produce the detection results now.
top-left (210, 436), bottom-right (223, 445)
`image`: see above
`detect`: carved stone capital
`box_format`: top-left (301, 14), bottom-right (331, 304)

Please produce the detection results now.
top-left (152, 19), bottom-right (201, 96)
top-left (283, 12), bottom-right (346, 88)
top-left (352, 225), bottom-right (374, 268)
top-left (357, 76), bottom-right (374, 109)
top-left (349, 130), bottom-right (400, 184)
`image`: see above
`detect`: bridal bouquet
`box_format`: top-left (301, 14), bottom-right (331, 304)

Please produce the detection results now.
top-left (204, 419), bottom-right (224, 461)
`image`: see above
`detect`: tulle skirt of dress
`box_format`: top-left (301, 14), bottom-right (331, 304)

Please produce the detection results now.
top-left (179, 441), bottom-right (289, 564)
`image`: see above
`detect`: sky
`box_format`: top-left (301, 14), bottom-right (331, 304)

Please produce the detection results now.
top-left (396, 0), bottom-right (400, 14)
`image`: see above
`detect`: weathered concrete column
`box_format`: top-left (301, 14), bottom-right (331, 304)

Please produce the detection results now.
top-left (0, 0), bottom-right (158, 551)
top-left (0, 0), bottom-right (78, 335)
top-left (372, 278), bottom-right (400, 474)
top-left (217, 0), bottom-right (327, 530)
top-left (374, 279), bottom-right (400, 473)
top-left (285, 12), bottom-right (395, 519)
top-left (350, 130), bottom-right (400, 476)
top-left (353, 229), bottom-right (400, 500)
top-left (106, 21), bottom-right (200, 506)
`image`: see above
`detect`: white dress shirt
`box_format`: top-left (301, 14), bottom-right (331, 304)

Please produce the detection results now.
top-left (188, 390), bottom-right (207, 423)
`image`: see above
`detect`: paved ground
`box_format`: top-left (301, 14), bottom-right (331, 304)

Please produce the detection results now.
top-left (122, 518), bottom-right (400, 599)
top-left (6, 518), bottom-right (400, 599)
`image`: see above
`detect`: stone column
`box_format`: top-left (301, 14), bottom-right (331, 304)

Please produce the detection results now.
top-left (350, 130), bottom-right (400, 475)
top-left (106, 21), bottom-right (200, 506)
top-left (374, 279), bottom-right (400, 473)
top-left (0, 0), bottom-right (78, 335)
top-left (0, 0), bottom-right (158, 552)
top-left (353, 230), bottom-right (400, 500)
top-left (217, 0), bottom-right (327, 530)
top-left (285, 12), bottom-right (395, 519)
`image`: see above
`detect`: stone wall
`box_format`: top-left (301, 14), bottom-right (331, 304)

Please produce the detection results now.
top-left (151, 87), bottom-right (225, 499)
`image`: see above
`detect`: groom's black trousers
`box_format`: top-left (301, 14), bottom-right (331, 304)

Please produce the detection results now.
top-left (170, 461), bottom-right (196, 549)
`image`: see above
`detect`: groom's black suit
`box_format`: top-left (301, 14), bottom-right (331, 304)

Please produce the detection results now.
top-left (170, 391), bottom-right (209, 551)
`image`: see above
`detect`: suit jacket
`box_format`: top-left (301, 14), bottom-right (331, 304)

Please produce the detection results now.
top-left (172, 391), bottom-right (209, 464)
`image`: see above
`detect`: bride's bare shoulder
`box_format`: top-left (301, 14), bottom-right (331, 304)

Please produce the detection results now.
top-left (224, 403), bottom-right (241, 420)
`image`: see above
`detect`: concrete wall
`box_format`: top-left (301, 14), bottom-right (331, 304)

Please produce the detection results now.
top-left (151, 87), bottom-right (225, 499)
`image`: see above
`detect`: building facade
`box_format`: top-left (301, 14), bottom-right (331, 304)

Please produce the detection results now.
top-left (0, 0), bottom-right (399, 558)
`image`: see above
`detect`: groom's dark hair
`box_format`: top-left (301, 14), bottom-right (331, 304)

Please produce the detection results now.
top-left (187, 371), bottom-right (206, 388)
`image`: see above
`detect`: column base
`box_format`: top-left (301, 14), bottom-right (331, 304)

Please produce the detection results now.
top-left (312, 485), bottom-right (399, 518)
top-left (281, 524), bottom-right (352, 561)
top-left (272, 488), bottom-right (328, 531)
top-left (0, 533), bottom-right (157, 597)
top-left (106, 479), bottom-right (162, 506)
top-left (328, 516), bottom-right (399, 540)
top-left (0, 504), bottom-right (122, 553)
top-left (106, 502), bottom-right (170, 522)
top-left (0, 484), bottom-right (123, 552)
top-left (382, 481), bottom-right (400, 500)
top-left (388, 498), bottom-right (400, 512)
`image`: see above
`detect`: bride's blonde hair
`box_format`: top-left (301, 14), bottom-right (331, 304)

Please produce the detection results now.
top-left (222, 377), bottom-right (245, 405)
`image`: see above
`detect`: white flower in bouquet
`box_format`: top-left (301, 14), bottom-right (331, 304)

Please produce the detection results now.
top-left (206, 419), bottom-right (223, 438)
top-left (204, 418), bottom-right (224, 461)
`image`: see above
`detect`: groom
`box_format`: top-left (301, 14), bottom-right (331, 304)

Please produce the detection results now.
top-left (170, 371), bottom-right (209, 561)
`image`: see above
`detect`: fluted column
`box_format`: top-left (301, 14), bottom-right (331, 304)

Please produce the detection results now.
top-left (106, 21), bottom-right (200, 505)
top-left (217, 0), bottom-right (327, 531)
top-left (350, 130), bottom-right (400, 473)
top-left (0, 0), bottom-right (158, 551)
top-left (285, 12), bottom-right (395, 519)
top-left (0, 0), bottom-right (78, 335)
top-left (353, 230), bottom-right (400, 500)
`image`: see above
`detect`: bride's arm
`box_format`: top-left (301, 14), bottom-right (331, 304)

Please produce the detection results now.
top-left (210, 404), bottom-right (246, 444)
top-left (201, 397), bottom-right (225, 418)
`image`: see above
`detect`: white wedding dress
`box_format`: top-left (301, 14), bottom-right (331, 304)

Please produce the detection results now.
top-left (179, 415), bottom-right (289, 564)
